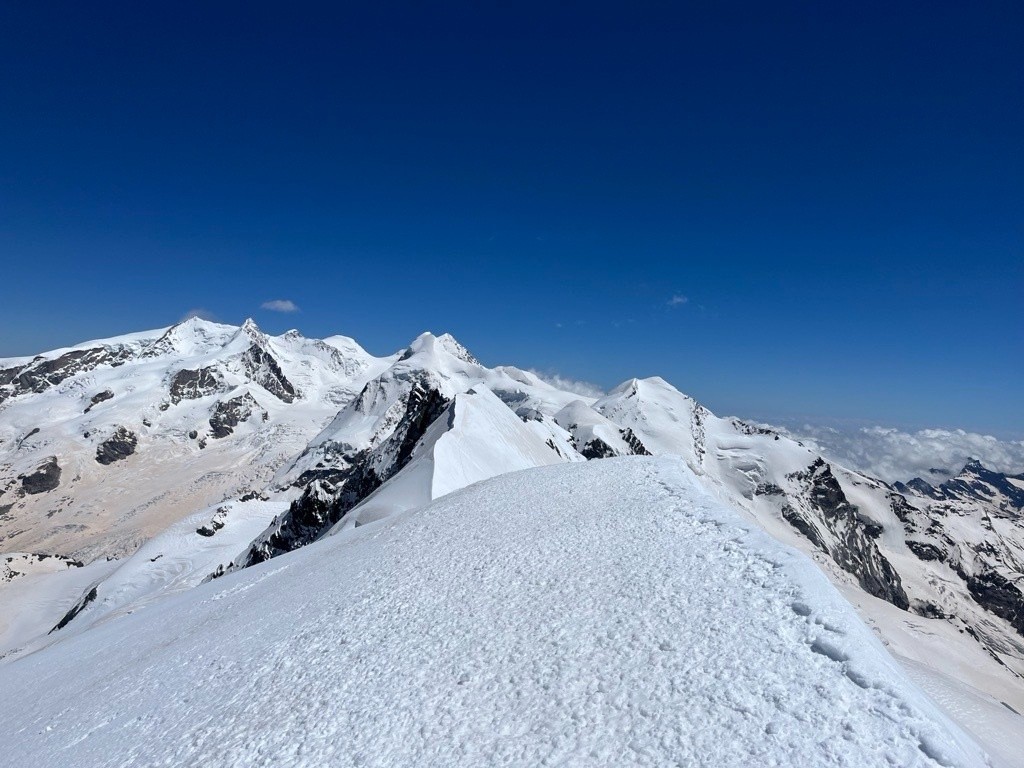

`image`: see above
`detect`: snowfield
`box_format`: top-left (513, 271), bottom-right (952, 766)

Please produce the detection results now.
top-left (0, 458), bottom-right (989, 767)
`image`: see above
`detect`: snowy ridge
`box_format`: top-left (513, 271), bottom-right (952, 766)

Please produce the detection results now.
top-left (0, 458), bottom-right (991, 767)
top-left (333, 386), bottom-right (566, 530)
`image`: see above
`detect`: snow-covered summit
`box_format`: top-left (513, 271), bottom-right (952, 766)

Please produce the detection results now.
top-left (401, 330), bottom-right (480, 365)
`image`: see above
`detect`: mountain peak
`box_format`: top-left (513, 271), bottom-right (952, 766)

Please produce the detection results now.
top-left (606, 375), bottom-right (686, 400)
top-left (230, 318), bottom-right (270, 349)
top-left (240, 317), bottom-right (262, 334)
top-left (403, 331), bottom-right (479, 365)
top-left (146, 316), bottom-right (235, 357)
top-left (960, 457), bottom-right (986, 474)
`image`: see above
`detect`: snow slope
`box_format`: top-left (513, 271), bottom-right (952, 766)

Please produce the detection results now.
top-left (335, 386), bottom-right (566, 528)
top-left (0, 553), bottom-right (118, 658)
top-left (0, 458), bottom-right (989, 767)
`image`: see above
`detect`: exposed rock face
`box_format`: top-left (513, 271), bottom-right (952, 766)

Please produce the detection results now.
top-left (2, 552), bottom-right (82, 583)
top-left (169, 367), bottom-right (222, 404)
top-left (784, 459), bottom-right (909, 609)
top-left (240, 344), bottom-right (297, 403)
top-left (896, 459), bottom-right (1024, 513)
top-left (242, 380), bottom-right (450, 566)
top-left (95, 427), bottom-right (138, 465)
top-left (19, 457), bottom-right (61, 495)
top-left (84, 389), bottom-right (114, 412)
top-left (196, 506), bottom-right (228, 537)
top-left (906, 540), bottom-right (944, 562)
top-left (0, 346), bottom-right (134, 405)
top-left (579, 439), bottom-right (618, 460)
top-left (966, 570), bottom-right (1024, 637)
top-left (209, 393), bottom-right (266, 439)
top-left (891, 458), bottom-right (1024, 649)
top-left (620, 428), bottom-right (651, 457)
top-left (51, 586), bottom-right (98, 632)
top-left (575, 430), bottom-right (651, 460)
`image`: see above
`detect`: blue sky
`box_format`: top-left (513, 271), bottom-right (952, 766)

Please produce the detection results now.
top-left (1, 2), bottom-right (1021, 436)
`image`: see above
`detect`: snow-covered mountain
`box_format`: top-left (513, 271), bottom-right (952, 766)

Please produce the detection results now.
top-left (0, 321), bottom-right (1021, 765)
top-left (0, 318), bottom-right (393, 561)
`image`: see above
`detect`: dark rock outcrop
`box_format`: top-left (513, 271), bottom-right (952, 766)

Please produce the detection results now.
top-left (243, 379), bottom-right (450, 566)
top-left (196, 506), bottom-right (228, 537)
top-left (209, 393), bottom-right (266, 438)
top-left (0, 346), bottom-right (134, 405)
top-left (898, 459), bottom-right (1024, 514)
top-left (967, 570), bottom-right (1024, 637)
top-left (784, 459), bottom-right (910, 610)
top-left (95, 427), bottom-right (138, 465)
top-left (84, 389), bottom-right (114, 413)
top-left (169, 367), bottom-right (222, 404)
top-left (565, 425), bottom-right (650, 460)
top-left (907, 540), bottom-right (945, 562)
top-left (0, 365), bottom-right (21, 387)
top-left (620, 428), bottom-right (651, 456)
top-left (51, 586), bottom-right (98, 632)
top-left (240, 344), bottom-right (297, 403)
top-left (19, 457), bottom-right (61, 494)
top-left (579, 439), bottom-right (618, 460)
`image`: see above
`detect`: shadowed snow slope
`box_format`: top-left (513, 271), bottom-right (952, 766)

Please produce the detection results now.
top-left (0, 457), bottom-right (988, 767)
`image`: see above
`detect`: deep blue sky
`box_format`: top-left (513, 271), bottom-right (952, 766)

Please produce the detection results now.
top-left (1, 2), bottom-right (1021, 435)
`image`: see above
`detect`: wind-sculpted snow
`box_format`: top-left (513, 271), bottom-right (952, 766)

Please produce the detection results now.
top-left (333, 386), bottom-right (565, 528)
top-left (0, 458), bottom-right (988, 767)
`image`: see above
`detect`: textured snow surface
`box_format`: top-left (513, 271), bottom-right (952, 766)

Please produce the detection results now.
top-left (0, 458), bottom-right (987, 767)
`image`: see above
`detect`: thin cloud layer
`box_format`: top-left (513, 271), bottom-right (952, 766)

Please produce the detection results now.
top-left (667, 294), bottom-right (688, 307)
top-left (769, 423), bottom-right (1024, 483)
top-left (261, 299), bottom-right (300, 313)
top-left (528, 369), bottom-right (605, 398)
top-left (179, 308), bottom-right (218, 322)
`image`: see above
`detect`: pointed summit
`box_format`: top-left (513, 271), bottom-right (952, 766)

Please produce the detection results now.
top-left (401, 332), bottom-right (479, 365)
top-left (960, 457), bottom-right (986, 474)
top-left (239, 317), bottom-right (263, 339)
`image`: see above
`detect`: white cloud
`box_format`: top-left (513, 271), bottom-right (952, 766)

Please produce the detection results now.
top-left (667, 294), bottom-right (688, 307)
top-left (527, 369), bottom-right (605, 398)
top-left (179, 308), bottom-right (218, 322)
top-left (261, 299), bottom-right (300, 313)
top-left (765, 422), bottom-right (1024, 483)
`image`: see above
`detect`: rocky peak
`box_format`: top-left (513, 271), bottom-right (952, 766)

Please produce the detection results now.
top-left (240, 317), bottom-right (262, 334)
top-left (783, 458), bottom-right (909, 610)
top-left (239, 343), bottom-right (298, 403)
